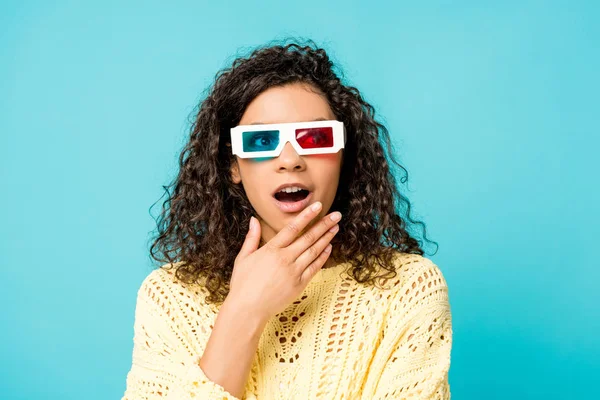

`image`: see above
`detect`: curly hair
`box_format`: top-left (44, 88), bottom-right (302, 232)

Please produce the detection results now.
top-left (148, 38), bottom-right (438, 305)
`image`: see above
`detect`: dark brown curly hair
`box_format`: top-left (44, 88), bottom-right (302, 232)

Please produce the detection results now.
top-left (148, 38), bottom-right (438, 305)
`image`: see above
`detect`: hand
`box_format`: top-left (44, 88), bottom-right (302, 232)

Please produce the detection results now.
top-left (227, 201), bottom-right (341, 321)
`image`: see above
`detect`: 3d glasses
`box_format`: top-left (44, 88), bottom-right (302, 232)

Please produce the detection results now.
top-left (230, 120), bottom-right (346, 159)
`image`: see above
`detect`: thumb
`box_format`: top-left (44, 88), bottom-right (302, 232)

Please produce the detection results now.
top-left (238, 216), bottom-right (261, 259)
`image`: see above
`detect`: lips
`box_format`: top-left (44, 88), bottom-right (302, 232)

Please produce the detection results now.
top-left (272, 191), bottom-right (314, 213)
top-left (271, 182), bottom-right (312, 197)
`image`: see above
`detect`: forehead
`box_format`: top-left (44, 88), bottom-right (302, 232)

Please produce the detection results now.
top-left (239, 83), bottom-right (335, 125)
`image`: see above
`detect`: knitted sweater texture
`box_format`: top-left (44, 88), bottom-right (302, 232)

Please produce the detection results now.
top-left (121, 251), bottom-right (452, 399)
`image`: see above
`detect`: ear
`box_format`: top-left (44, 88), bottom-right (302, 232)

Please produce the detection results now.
top-left (230, 159), bottom-right (241, 184)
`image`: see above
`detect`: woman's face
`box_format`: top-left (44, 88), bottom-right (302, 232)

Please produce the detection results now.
top-left (230, 82), bottom-right (343, 246)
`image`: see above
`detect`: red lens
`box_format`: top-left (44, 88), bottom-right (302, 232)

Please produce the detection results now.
top-left (295, 127), bottom-right (334, 149)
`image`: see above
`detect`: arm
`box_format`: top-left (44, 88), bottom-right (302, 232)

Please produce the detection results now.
top-left (199, 295), bottom-right (268, 398)
top-left (361, 260), bottom-right (453, 399)
top-left (121, 273), bottom-right (263, 400)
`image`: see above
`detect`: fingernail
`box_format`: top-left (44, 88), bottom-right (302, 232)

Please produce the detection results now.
top-left (311, 202), bottom-right (322, 212)
top-left (330, 212), bottom-right (342, 222)
top-left (329, 224), bottom-right (339, 233)
top-left (249, 217), bottom-right (255, 230)
top-left (324, 244), bottom-right (332, 253)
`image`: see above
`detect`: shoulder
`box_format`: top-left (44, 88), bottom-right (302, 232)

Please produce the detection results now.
top-left (135, 262), bottom-right (219, 315)
top-left (382, 251), bottom-right (450, 319)
top-left (136, 263), bottom-right (180, 302)
top-left (381, 251), bottom-right (448, 291)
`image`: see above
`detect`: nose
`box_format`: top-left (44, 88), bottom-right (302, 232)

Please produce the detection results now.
top-left (276, 141), bottom-right (306, 171)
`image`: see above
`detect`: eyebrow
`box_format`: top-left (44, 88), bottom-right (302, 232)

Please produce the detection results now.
top-left (249, 117), bottom-right (329, 125)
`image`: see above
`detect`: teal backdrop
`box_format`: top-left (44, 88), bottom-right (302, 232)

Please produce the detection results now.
top-left (1, 1), bottom-right (598, 399)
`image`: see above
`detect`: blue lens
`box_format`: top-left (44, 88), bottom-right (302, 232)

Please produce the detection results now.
top-left (242, 130), bottom-right (280, 152)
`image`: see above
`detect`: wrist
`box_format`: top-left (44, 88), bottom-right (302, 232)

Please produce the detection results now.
top-left (220, 294), bottom-right (270, 334)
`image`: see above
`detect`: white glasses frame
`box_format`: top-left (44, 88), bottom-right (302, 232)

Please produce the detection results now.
top-left (230, 119), bottom-right (346, 159)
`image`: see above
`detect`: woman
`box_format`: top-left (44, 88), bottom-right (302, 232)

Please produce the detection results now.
top-left (122, 39), bottom-right (452, 399)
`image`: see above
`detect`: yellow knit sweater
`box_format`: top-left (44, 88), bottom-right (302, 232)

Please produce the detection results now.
top-left (121, 251), bottom-right (452, 399)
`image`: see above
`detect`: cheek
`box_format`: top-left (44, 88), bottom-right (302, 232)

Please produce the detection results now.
top-left (238, 162), bottom-right (271, 194)
top-left (317, 153), bottom-right (343, 172)
top-left (311, 153), bottom-right (342, 164)
top-left (238, 159), bottom-right (264, 178)
top-left (309, 156), bottom-right (342, 184)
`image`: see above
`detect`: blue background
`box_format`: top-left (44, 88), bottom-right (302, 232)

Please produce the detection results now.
top-left (1, 1), bottom-right (598, 399)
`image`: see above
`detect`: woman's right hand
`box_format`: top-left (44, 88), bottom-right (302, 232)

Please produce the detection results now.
top-left (226, 201), bottom-right (341, 322)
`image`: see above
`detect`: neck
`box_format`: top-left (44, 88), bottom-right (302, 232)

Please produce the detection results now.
top-left (323, 254), bottom-right (339, 269)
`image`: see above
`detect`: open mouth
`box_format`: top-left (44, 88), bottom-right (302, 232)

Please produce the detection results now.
top-left (274, 189), bottom-right (310, 203)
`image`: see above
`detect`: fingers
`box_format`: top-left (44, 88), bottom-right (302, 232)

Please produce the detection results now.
top-left (287, 209), bottom-right (341, 261)
top-left (300, 242), bottom-right (333, 283)
top-left (268, 201), bottom-right (323, 249)
top-left (293, 217), bottom-right (340, 272)
top-left (237, 216), bottom-right (261, 260)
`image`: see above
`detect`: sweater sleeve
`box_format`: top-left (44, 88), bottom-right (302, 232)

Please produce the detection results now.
top-left (363, 259), bottom-right (453, 399)
top-left (121, 271), bottom-right (247, 400)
